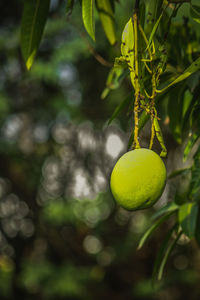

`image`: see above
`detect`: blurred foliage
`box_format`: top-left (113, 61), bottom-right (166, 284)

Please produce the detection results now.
top-left (0, 0), bottom-right (200, 300)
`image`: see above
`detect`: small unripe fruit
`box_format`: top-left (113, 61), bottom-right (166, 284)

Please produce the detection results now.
top-left (110, 148), bottom-right (166, 210)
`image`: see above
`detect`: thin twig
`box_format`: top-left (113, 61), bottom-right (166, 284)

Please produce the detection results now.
top-left (69, 19), bottom-right (113, 68)
top-left (83, 37), bottom-right (113, 67)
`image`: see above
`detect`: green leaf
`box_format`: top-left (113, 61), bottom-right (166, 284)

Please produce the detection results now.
top-left (96, 0), bottom-right (117, 45)
top-left (151, 202), bottom-right (179, 221)
top-left (82, 0), bottom-right (95, 41)
top-left (152, 223), bottom-right (177, 282)
top-left (127, 110), bottom-right (150, 150)
top-left (107, 92), bottom-right (133, 125)
top-left (20, 0), bottom-right (50, 70)
top-left (127, 91), bottom-right (168, 150)
top-left (195, 207), bottom-right (200, 245)
top-left (167, 85), bottom-right (186, 144)
top-left (168, 167), bottom-right (191, 179)
top-left (137, 213), bottom-right (173, 250)
top-left (181, 90), bottom-right (198, 134)
top-left (178, 202), bottom-right (198, 238)
top-left (127, 130), bottom-right (134, 150)
top-left (66, 0), bottom-right (75, 16)
top-left (183, 133), bottom-right (199, 161)
top-left (182, 89), bottom-right (193, 122)
top-left (157, 57), bottom-right (200, 93)
top-left (153, 226), bottom-right (182, 281)
top-left (121, 17), bottom-right (134, 87)
top-left (190, 5), bottom-right (200, 24)
top-left (169, 0), bottom-right (190, 2)
top-left (146, 8), bottom-right (164, 51)
top-left (144, 0), bottom-right (163, 36)
top-left (138, 2), bottom-right (146, 28)
top-left (189, 147), bottom-right (200, 201)
top-left (101, 65), bottom-right (129, 99)
top-left (153, 118), bottom-right (167, 157)
top-left (138, 111), bottom-right (150, 130)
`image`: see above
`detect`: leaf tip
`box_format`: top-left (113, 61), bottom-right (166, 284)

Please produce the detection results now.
top-left (25, 50), bottom-right (36, 70)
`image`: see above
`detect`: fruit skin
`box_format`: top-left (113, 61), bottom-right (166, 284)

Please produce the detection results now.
top-left (110, 148), bottom-right (166, 210)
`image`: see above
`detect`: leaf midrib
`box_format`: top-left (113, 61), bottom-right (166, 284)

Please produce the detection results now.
top-left (27, 0), bottom-right (40, 58)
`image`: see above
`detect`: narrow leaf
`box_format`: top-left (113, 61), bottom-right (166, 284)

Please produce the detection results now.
top-left (82, 0), bottom-right (95, 41)
top-left (144, 0), bottom-right (163, 36)
top-left (96, 0), bottom-right (117, 45)
top-left (127, 130), bottom-right (134, 150)
top-left (190, 5), bottom-right (200, 24)
top-left (195, 207), bottom-right (200, 246)
top-left (182, 87), bottom-right (200, 133)
top-left (151, 202), bottom-right (179, 221)
top-left (66, 0), bottom-right (75, 16)
top-left (189, 147), bottom-right (200, 201)
top-left (154, 118), bottom-right (167, 157)
top-left (157, 57), bottom-right (200, 93)
top-left (178, 202), bottom-right (198, 238)
top-left (101, 65), bottom-right (129, 99)
top-left (137, 213), bottom-right (173, 250)
top-left (168, 167), bottom-right (191, 179)
top-left (184, 133), bottom-right (199, 161)
top-left (152, 224), bottom-right (178, 282)
top-left (20, 0), bottom-right (50, 70)
top-left (107, 92), bottom-right (133, 125)
top-left (167, 85), bottom-right (186, 144)
top-left (156, 229), bottom-right (182, 281)
top-left (146, 9), bottom-right (164, 51)
top-left (139, 111), bottom-right (150, 132)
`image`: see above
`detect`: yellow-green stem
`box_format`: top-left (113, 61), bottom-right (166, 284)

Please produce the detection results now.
top-left (133, 12), bottom-right (140, 149)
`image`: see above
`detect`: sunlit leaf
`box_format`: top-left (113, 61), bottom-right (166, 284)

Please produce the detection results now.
top-left (96, 0), bottom-right (117, 45)
top-left (121, 17), bottom-right (134, 88)
top-left (184, 133), bottom-right (199, 161)
top-left (20, 0), bottom-right (50, 70)
top-left (178, 202), bottom-right (198, 238)
top-left (82, 0), bottom-right (95, 41)
top-left (121, 17), bottom-right (134, 58)
top-left (153, 118), bottom-right (167, 157)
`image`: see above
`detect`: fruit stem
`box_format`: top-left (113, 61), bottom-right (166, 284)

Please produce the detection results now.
top-left (133, 10), bottom-right (141, 149)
